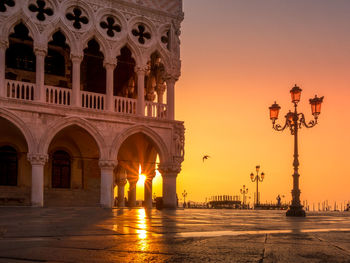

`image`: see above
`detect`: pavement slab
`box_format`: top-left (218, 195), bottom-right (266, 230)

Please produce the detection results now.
top-left (0, 208), bottom-right (349, 262)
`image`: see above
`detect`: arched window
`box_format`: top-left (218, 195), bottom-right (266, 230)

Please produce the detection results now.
top-left (81, 39), bottom-right (106, 94)
top-left (52, 150), bottom-right (71, 188)
top-left (114, 46), bottom-right (136, 98)
top-left (46, 31), bottom-right (68, 77)
top-left (0, 146), bottom-right (18, 186)
top-left (6, 23), bottom-right (35, 74)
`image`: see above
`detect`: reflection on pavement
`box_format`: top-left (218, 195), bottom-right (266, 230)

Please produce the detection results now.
top-left (136, 209), bottom-right (148, 251)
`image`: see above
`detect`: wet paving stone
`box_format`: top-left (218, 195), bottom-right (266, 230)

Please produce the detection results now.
top-left (0, 208), bottom-right (349, 262)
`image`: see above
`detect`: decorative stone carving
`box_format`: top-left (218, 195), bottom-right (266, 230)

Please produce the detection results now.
top-left (161, 30), bottom-right (169, 49)
top-left (99, 160), bottom-right (117, 169)
top-left (0, 0), bottom-right (14, 12)
top-left (100, 16), bottom-right (121, 37)
top-left (70, 54), bottom-right (84, 63)
top-left (132, 24), bottom-right (151, 44)
top-left (27, 153), bottom-right (48, 165)
top-left (158, 162), bottom-right (181, 175)
top-left (66, 7), bottom-right (89, 30)
top-left (0, 40), bottom-right (8, 49)
top-left (28, 0), bottom-right (53, 21)
top-left (173, 122), bottom-right (185, 158)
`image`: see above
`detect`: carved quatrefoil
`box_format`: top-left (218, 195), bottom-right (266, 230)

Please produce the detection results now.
top-left (100, 17), bottom-right (121, 37)
top-left (28, 0), bottom-right (53, 21)
top-left (0, 0), bottom-right (15, 12)
top-left (66, 7), bottom-right (88, 29)
top-left (132, 24), bottom-right (151, 44)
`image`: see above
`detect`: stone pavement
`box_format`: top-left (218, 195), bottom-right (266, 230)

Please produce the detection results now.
top-left (0, 208), bottom-right (350, 262)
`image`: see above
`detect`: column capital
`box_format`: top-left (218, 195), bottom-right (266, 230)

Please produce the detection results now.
top-left (0, 40), bottom-right (8, 49)
top-left (99, 160), bottom-right (117, 170)
top-left (158, 162), bottom-right (181, 175)
top-left (165, 74), bottom-right (178, 84)
top-left (34, 47), bottom-right (47, 56)
top-left (116, 178), bottom-right (127, 186)
top-left (135, 65), bottom-right (148, 75)
top-left (103, 58), bottom-right (117, 69)
top-left (70, 54), bottom-right (84, 63)
top-left (27, 153), bottom-right (48, 165)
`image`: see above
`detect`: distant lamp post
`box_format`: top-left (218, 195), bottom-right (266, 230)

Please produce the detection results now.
top-left (182, 190), bottom-right (187, 208)
top-left (250, 165), bottom-right (265, 206)
top-left (269, 84), bottom-right (324, 217)
top-left (240, 185), bottom-right (248, 208)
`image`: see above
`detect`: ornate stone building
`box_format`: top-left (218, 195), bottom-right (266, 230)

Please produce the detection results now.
top-left (0, 0), bottom-right (184, 208)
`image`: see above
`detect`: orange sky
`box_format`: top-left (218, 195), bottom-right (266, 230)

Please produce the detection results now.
top-left (167, 0), bottom-right (350, 206)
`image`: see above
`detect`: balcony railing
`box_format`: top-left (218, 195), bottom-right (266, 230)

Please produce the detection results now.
top-left (3, 80), bottom-right (169, 120)
top-left (81, 91), bottom-right (105, 110)
top-left (145, 101), bottom-right (167, 119)
top-left (45, 85), bottom-right (71, 105)
top-left (114, 96), bottom-right (136, 115)
top-left (6, 80), bottom-right (34, 101)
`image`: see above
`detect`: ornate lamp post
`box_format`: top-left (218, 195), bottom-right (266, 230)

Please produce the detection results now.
top-left (269, 84), bottom-right (324, 217)
top-left (240, 185), bottom-right (248, 208)
top-left (250, 165), bottom-right (265, 206)
top-left (182, 190), bottom-right (187, 208)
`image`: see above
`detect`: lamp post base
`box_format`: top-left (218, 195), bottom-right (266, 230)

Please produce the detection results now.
top-left (286, 205), bottom-right (306, 217)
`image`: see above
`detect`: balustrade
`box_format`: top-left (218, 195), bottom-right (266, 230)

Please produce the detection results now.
top-left (4, 79), bottom-right (170, 120)
top-left (145, 101), bottom-right (167, 119)
top-left (81, 91), bottom-right (105, 110)
top-left (6, 80), bottom-right (34, 101)
top-left (45, 85), bottom-right (71, 105)
top-left (114, 96), bottom-right (136, 115)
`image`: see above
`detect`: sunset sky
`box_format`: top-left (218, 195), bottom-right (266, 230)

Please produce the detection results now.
top-left (166, 0), bottom-right (350, 206)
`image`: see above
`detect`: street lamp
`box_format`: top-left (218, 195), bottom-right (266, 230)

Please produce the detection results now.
top-left (182, 190), bottom-right (187, 208)
top-left (250, 165), bottom-right (265, 206)
top-left (269, 84), bottom-right (324, 217)
top-left (240, 185), bottom-right (248, 208)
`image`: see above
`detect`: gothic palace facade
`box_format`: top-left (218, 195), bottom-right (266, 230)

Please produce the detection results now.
top-left (0, 0), bottom-right (184, 208)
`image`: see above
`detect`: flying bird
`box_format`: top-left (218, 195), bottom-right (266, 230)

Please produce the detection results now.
top-left (202, 155), bottom-right (210, 162)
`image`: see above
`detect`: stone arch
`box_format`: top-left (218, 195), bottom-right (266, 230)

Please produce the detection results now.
top-left (2, 15), bottom-right (40, 44)
top-left (43, 21), bottom-right (78, 54)
top-left (144, 44), bottom-right (171, 73)
top-left (110, 125), bottom-right (169, 164)
top-left (0, 108), bottom-right (36, 154)
top-left (39, 117), bottom-right (107, 159)
top-left (80, 30), bottom-right (111, 59)
top-left (112, 38), bottom-right (142, 67)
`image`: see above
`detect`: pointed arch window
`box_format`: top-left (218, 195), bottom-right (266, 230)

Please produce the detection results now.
top-left (0, 146), bottom-right (18, 186)
top-left (6, 23), bottom-right (35, 73)
top-left (52, 150), bottom-right (71, 188)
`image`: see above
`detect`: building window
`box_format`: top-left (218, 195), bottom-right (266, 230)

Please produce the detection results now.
top-left (0, 146), bottom-right (18, 186)
top-left (52, 150), bottom-right (71, 188)
top-left (81, 39), bottom-right (106, 94)
top-left (6, 23), bottom-right (35, 72)
top-left (45, 49), bottom-right (65, 76)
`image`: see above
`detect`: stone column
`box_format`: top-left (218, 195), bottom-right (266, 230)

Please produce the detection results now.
top-left (128, 180), bottom-right (137, 207)
top-left (159, 163), bottom-right (181, 209)
top-left (71, 54), bottom-right (83, 107)
top-left (104, 61), bottom-right (116, 111)
top-left (0, 41), bottom-right (8, 98)
top-left (117, 180), bottom-right (126, 207)
top-left (144, 177), bottom-right (154, 209)
top-left (28, 154), bottom-right (48, 207)
top-left (99, 160), bottom-right (116, 208)
top-left (136, 67), bottom-right (146, 116)
top-left (166, 77), bottom-right (176, 120)
top-left (34, 48), bottom-right (47, 102)
top-left (116, 168), bottom-right (127, 207)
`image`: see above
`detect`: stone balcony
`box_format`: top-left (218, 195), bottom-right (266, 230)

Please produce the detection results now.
top-left (4, 79), bottom-right (168, 119)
